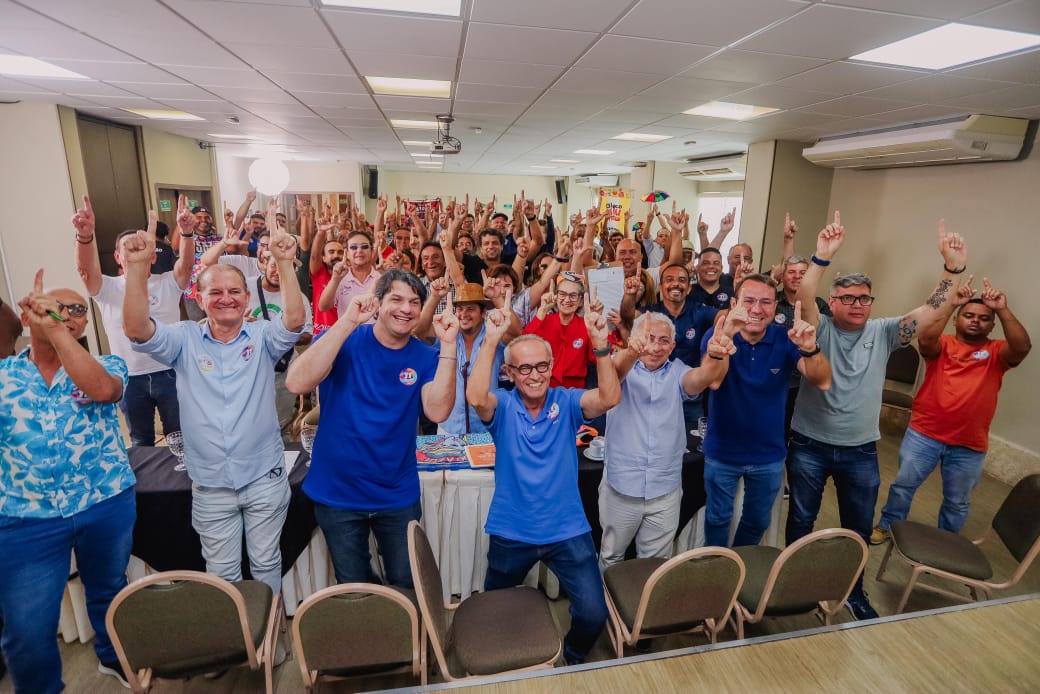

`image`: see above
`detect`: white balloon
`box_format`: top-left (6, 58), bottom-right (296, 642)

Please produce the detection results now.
top-left (247, 158), bottom-right (290, 196)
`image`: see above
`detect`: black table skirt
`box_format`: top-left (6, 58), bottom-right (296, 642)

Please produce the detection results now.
top-left (129, 446), bottom-right (315, 577)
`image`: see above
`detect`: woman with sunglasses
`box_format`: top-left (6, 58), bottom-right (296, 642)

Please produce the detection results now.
top-left (522, 271), bottom-right (604, 388)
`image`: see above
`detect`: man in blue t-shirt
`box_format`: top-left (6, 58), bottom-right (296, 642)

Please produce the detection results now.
top-left (286, 269), bottom-right (459, 588)
top-left (466, 295), bottom-right (621, 665)
top-left (700, 275), bottom-right (831, 548)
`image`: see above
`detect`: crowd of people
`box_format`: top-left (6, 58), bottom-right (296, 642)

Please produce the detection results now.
top-left (0, 186), bottom-right (1030, 690)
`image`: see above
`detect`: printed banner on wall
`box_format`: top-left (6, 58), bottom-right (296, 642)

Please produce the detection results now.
top-left (597, 188), bottom-right (631, 236)
top-left (403, 198), bottom-right (441, 229)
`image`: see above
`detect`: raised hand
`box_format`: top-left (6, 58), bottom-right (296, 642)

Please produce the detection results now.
top-left (734, 260), bottom-right (754, 282)
top-left (787, 300), bottom-right (818, 352)
top-left (72, 194), bottom-right (96, 240)
top-left (430, 276), bottom-right (450, 300)
top-left (720, 207), bottom-right (736, 234)
top-left (484, 305), bottom-right (510, 343)
top-left (267, 202), bottom-right (298, 261)
top-left (583, 291), bottom-right (609, 346)
top-left (544, 199), bottom-right (552, 217)
top-left (697, 213), bottom-right (708, 237)
top-left (623, 275), bottom-right (643, 298)
top-left (784, 212), bottom-right (798, 240)
top-left (432, 293), bottom-right (459, 343)
top-left (223, 202), bottom-right (235, 232)
top-left (540, 289), bottom-right (556, 312)
top-left (377, 193), bottom-right (388, 212)
top-left (344, 292), bottom-right (378, 325)
top-left (706, 331), bottom-right (737, 358)
top-left (980, 277), bottom-right (1006, 310)
top-left (588, 286), bottom-right (604, 316)
top-left (586, 208), bottom-right (606, 228)
top-left (937, 219), bottom-right (967, 271)
top-left (18, 269), bottom-right (66, 334)
top-left (627, 322), bottom-right (648, 357)
top-left (572, 235), bottom-right (587, 258)
top-left (245, 190), bottom-right (257, 205)
top-left (952, 274), bottom-right (976, 306)
top-left (815, 210), bottom-right (845, 261)
top-left (222, 223), bottom-right (248, 250)
top-left (175, 194), bottom-right (195, 235)
top-left (722, 304), bottom-right (749, 337)
top-left (122, 211), bottom-right (158, 266)
top-left (331, 260), bottom-right (349, 280)
top-left (516, 235), bottom-right (531, 259)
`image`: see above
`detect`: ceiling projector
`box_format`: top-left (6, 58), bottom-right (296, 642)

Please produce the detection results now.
top-left (431, 114), bottom-right (462, 155)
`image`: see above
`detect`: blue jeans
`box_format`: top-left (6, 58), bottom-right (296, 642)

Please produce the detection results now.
top-left (704, 457), bottom-right (785, 548)
top-left (485, 533), bottom-right (606, 664)
top-left (0, 488), bottom-right (135, 694)
top-left (314, 501), bottom-right (421, 588)
top-left (192, 469), bottom-right (290, 594)
top-left (879, 427), bottom-right (986, 533)
top-left (120, 368), bottom-right (180, 447)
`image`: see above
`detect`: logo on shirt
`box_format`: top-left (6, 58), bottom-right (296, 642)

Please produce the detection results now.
top-left (716, 292), bottom-right (730, 302)
top-left (770, 368), bottom-right (780, 375)
top-left (399, 368), bottom-right (418, 386)
top-left (685, 327), bottom-right (696, 340)
top-left (774, 314), bottom-right (787, 324)
top-left (572, 338), bottom-right (584, 349)
top-left (547, 403), bottom-right (560, 420)
top-left (69, 387), bottom-right (92, 406)
top-left (863, 342), bottom-right (874, 349)
top-left (197, 355), bottom-right (215, 374)
top-left (149, 293), bottom-right (160, 309)
top-left (972, 350), bottom-right (991, 360)
top-left (241, 344), bottom-right (255, 362)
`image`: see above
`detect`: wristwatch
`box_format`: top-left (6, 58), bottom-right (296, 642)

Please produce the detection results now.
top-left (799, 344), bottom-right (821, 358)
top-left (592, 345), bottom-right (611, 358)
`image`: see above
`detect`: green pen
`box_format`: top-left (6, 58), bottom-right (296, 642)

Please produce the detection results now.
top-left (47, 310), bottom-right (67, 322)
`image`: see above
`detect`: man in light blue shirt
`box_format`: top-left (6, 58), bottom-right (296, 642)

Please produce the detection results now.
top-left (600, 311), bottom-right (736, 569)
top-left (123, 207), bottom-right (305, 594)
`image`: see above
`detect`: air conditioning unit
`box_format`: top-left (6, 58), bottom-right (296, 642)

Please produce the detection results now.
top-left (573, 174), bottom-right (619, 187)
top-left (678, 153), bottom-right (747, 180)
top-left (802, 115), bottom-right (1030, 169)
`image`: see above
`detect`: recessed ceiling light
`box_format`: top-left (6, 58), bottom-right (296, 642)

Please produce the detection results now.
top-left (0, 55), bottom-right (88, 79)
top-left (402, 140), bottom-right (432, 146)
top-left (206, 133), bottom-right (258, 140)
top-left (850, 23), bottom-right (1040, 70)
top-left (320, 0), bottom-right (461, 17)
top-left (528, 165), bottom-right (557, 169)
top-left (391, 119), bottom-right (439, 130)
top-left (411, 152), bottom-right (443, 158)
top-left (123, 108), bottom-right (204, 121)
top-left (574, 149), bottom-right (615, 155)
top-left (683, 101), bottom-right (779, 121)
top-left (366, 76), bottom-right (451, 98)
top-left (610, 132), bottom-right (672, 143)
top-left (550, 159), bottom-right (580, 163)
top-left (416, 162), bottom-right (443, 168)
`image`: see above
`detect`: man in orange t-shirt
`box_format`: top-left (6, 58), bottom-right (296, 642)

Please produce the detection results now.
top-left (874, 278), bottom-right (1031, 539)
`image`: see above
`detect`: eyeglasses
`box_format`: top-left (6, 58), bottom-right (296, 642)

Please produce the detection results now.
top-left (507, 361), bottom-right (551, 375)
top-left (556, 291), bottom-right (581, 302)
top-left (740, 297), bottom-right (776, 308)
top-left (833, 294), bottom-right (875, 306)
top-left (348, 244), bottom-right (371, 251)
top-left (56, 301), bottom-right (88, 317)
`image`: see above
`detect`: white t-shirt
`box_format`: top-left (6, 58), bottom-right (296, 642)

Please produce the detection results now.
top-left (93, 272), bottom-right (183, 376)
top-left (218, 254), bottom-right (262, 286)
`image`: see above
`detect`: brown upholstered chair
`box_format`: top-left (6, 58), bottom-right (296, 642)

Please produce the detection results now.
top-left (105, 570), bottom-right (284, 694)
top-left (732, 528), bottom-right (868, 638)
top-left (881, 344), bottom-right (921, 412)
top-left (877, 473), bottom-right (1040, 614)
top-left (292, 583), bottom-right (423, 691)
top-left (407, 521), bottom-right (562, 680)
top-left (602, 547), bottom-right (745, 658)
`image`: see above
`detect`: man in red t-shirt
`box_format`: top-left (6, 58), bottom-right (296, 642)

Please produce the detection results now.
top-left (309, 224), bottom-right (344, 335)
top-left (874, 278), bottom-right (1031, 540)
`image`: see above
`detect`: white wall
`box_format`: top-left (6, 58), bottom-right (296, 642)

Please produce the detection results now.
top-left (215, 154), bottom-right (362, 212)
top-left (370, 170), bottom-right (557, 222)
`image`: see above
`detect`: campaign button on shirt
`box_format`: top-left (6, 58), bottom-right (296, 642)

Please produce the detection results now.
top-left (572, 338), bottom-right (584, 349)
top-left (399, 367), bottom-right (418, 386)
top-left (774, 314), bottom-right (787, 324)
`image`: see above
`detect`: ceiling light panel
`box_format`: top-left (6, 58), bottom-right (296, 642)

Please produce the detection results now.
top-left (366, 76), bottom-right (451, 98)
top-left (0, 55), bottom-right (88, 79)
top-left (391, 119), bottom-right (439, 129)
top-left (573, 149), bottom-right (615, 155)
top-left (850, 24), bottom-right (1040, 71)
top-left (321, 0), bottom-right (461, 17)
top-left (683, 101), bottom-right (779, 120)
top-left (123, 109), bottom-right (204, 121)
top-left (610, 132), bottom-right (672, 142)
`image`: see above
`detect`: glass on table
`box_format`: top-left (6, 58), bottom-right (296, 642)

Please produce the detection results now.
top-left (696, 417), bottom-right (707, 452)
top-left (300, 425), bottom-right (317, 464)
top-left (165, 431), bottom-right (186, 472)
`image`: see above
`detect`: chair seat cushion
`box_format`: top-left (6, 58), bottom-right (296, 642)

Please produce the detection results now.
top-left (882, 389), bottom-right (914, 410)
top-left (891, 521), bottom-right (993, 580)
top-left (603, 558), bottom-right (667, 631)
top-left (450, 587), bottom-right (561, 676)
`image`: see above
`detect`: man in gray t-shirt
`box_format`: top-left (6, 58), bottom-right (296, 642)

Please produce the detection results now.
top-left (785, 213), bottom-right (969, 621)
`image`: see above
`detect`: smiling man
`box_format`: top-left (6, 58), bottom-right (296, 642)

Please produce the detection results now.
top-left (318, 229), bottom-right (380, 319)
top-left (690, 247), bottom-right (733, 310)
top-left (286, 269), bottom-right (458, 587)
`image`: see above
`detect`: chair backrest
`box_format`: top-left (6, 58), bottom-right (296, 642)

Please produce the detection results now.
top-left (303, 405), bottom-right (320, 427)
top-left (992, 473), bottom-right (1040, 563)
top-left (105, 570), bottom-right (266, 677)
top-left (636, 548), bottom-right (745, 634)
top-left (758, 529), bottom-right (867, 616)
top-left (293, 583), bottom-right (419, 680)
top-left (407, 521), bottom-right (453, 674)
top-left (885, 345), bottom-right (920, 386)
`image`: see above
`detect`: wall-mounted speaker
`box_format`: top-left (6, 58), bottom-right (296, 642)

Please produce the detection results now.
top-left (366, 166), bottom-right (378, 200)
top-left (555, 178), bottom-right (567, 205)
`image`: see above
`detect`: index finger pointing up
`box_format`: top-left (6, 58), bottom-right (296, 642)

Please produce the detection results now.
top-left (834, 210), bottom-right (841, 226)
top-left (445, 291), bottom-right (454, 314)
top-left (83, 194), bottom-right (93, 215)
top-left (937, 218), bottom-right (946, 242)
top-left (33, 268), bottom-right (44, 294)
top-left (793, 299), bottom-right (802, 323)
top-left (583, 291), bottom-right (591, 314)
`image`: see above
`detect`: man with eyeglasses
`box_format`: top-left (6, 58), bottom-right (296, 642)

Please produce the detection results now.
top-left (523, 272), bottom-right (596, 388)
top-left (466, 296), bottom-right (621, 665)
top-left (600, 311), bottom-right (738, 569)
top-left (317, 230), bottom-right (381, 320)
top-left (786, 214), bottom-right (969, 621)
top-left (1, 268), bottom-right (137, 691)
top-left (75, 195), bottom-right (194, 447)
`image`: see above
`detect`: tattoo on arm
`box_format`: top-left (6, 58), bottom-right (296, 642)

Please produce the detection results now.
top-left (899, 318), bottom-right (918, 344)
top-left (926, 278), bottom-right (952, 310)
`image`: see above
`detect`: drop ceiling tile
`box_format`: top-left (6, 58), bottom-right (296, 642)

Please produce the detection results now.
top-left (612, 0), bottom-right (807, 46)
top-left (159, 66), bottom-right (273, 89)
top-left (725, 84), bottom-right (835, 109)
top-left (774, 61), bottom-right (925, 95)
top-left (1007, 104), bottom-right (1040, 118)
top-left (115, 82), bottom-right (218, 100)
top-left (0, 76), bottom-right (54, 92)
top-left (470, 0), bottom-right (632, 31)
top-left (326, 115), bottom-right (389, 127)
top-left (576, 36), bottom-right (716, 75)
top-left (796, 94), bottom-right (914, 116)
top-left (680, 49), bottom-right (827, 84)
top-left (25, 81), bottom-right (138, 98)
top-left (295, 91), bottom-right (376, 108)
top-left (862, 74), bottom-right (1013, 101)
top-left (265, 71), bottom-right (366, 94)
top-left (75, 95), bottom-right (166, 109)
top-left (950, 49), bottom-right (1040, 85)
top-left (824, 0), bottom-right (1006, 21)
top-left (458, 59), bottom-right (563, 88)
top-left (167, 0), bottom-right (337, 48)
top-left (552, 68), bottom-right (664, 97)
top-left (939, 85), bottom-right (1040, 111)
top-left (958, 0), bottom-right (1040, 32)
top-left (637, 77), bottom-right (751, 103)
top-left (208, 85), bottom-right (299, 105)
top-left (225, 43), bottom-right (352, 74)
top-left (455, 82), bottom-right (543, 103)
top-left (452, 100), bottom-right (528, 117)
top-left (155, 98), bottom-right (236, 114)
top-left (237, 102), bottom-right (315, 118)
top-left (650, 114), bottom-right (748, 130)
top-left (465, 24), bottom-right (596, 66)
top-left (736, 4), bottom-right (942, 60)
top-left (348, 52), bottom-right (456, 82)
top-left (323, 10), bottom-right (462, 56)
top-left (589, 109), bottom-right (667, 125)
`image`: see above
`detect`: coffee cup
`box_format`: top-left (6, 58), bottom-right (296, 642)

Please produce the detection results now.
top-left (588, 436), bottom-right (606, 457)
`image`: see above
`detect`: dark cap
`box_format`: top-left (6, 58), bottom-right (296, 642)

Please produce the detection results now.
top-left (191, 206), bottom-right (210, 214)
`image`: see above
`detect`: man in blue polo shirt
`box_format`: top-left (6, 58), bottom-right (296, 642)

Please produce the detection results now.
top-left (466, 295), bottom-right (621, 665)
top-left (124, 206), bottom-right (306, 594)
top-left (700, 275), bottom-right (831, 548)
top-left (286, 269), bottom-right (459, 588)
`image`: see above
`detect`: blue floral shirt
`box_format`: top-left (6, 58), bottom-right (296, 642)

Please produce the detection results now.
top-left (0, 349), bottom-right (134, 519)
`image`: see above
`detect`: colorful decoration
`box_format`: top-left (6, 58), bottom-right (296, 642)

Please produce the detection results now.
top-left (642, 190), bottom-right (670, 203)
top-left (631, 222), bottom-right (645, 233)
top-left (597, 188), bottom-right (632, 236)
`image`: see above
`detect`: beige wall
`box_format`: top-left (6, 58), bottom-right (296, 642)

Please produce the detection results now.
top-left (140, 129), bottom-right (216, 208)
top-left (739, 140), bottom-right (777, 266)
top-left (761, 140), bottom-right (835, 271)
top-left (650, 162), bottom-right (700, 229)
top-left (826, 135), bottom-right (1040, 458)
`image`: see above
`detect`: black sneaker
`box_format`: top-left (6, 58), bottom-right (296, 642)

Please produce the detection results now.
top-left (98, 660), bottom-right (130, 688)
top-left (845, 590), bottom-right (879, 621)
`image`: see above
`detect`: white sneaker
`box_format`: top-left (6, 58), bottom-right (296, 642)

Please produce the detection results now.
top-left (98, 661), bottom-right (130, 689)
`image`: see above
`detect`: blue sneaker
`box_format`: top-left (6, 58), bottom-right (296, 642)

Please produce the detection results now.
top-left (846, 589), bottom-right (879, 620)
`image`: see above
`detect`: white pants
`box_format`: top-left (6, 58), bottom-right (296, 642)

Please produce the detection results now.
top-left (598, 475), bottom-right (682, 571)
top-left (192, 469), bottom-right (291, 593)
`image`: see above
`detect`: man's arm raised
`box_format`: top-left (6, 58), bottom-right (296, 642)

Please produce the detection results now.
top-left (286, 293), bottom-right (376, 394)
top-left (173, 195), bottom-right (196, 289)
top-left (796, 211), bottom-right (844, 327)
top-left (981, 278), bottom-right (1031, 366)
top-left (421, 294), bottom-right (459, 423)
top-left (580, 292), bottom-right (621, 419)
top-left (122, 216), bottom-right (159, 343)
top-left (790, 300), bottom-right (831, 390)
top-left (73, 195), bottom-right (102, 296)
top-left (896, 220), bottom-right (968, 346)
top-left (466, 305), bottom-right (506, 423)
